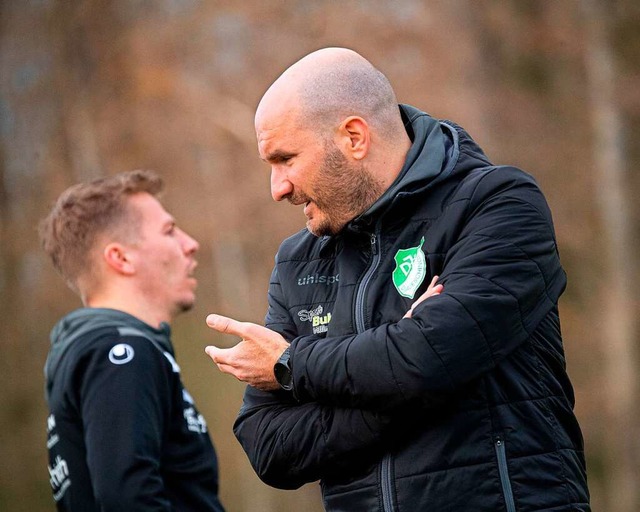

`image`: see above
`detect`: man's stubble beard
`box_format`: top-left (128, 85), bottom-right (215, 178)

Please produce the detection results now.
top-left (309, 143), bottom-right (385, 237)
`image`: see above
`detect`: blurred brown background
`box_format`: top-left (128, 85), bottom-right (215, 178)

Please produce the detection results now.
top-left (1, 1), bottom-right (639, 511)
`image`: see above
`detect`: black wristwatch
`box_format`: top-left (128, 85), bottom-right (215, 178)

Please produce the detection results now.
top-left (274, 346), bottom-right (293, 391)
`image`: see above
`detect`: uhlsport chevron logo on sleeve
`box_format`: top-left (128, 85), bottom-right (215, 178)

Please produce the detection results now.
top-left (392, 237), bottom-right (427, 299)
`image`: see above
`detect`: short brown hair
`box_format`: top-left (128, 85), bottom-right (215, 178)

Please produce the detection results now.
top-left (39, 169), bottom-right (163, 294)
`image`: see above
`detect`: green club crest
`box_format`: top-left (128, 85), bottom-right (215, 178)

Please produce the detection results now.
top-left (392, 237), bottom-right (427, 299)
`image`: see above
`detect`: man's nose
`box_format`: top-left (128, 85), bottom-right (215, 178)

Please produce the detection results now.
top-left (271, 167), bottom-right (293, 202)
top-left (181, 230), bottom-right (199, 254)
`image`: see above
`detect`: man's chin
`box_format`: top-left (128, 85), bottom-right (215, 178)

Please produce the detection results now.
top-left (307, 220), bottom-right (332, 237)
top-left (176, 298), bottom-right (196, 314)
top-left (306, 216), bottom-right (345, 237)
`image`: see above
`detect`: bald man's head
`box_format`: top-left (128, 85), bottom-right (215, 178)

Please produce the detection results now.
top-left (255, 48), bottom-right (412, 236)
top-left (256, 48), bottom-right (403, 140)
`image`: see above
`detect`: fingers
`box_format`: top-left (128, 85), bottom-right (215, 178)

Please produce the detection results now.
top-left (204, 315), bottom-right (288, 389)
top-left (205, 349), bottom-right (237, 379)
top-left (204, 345), bottom-right (219, 360)
top-left (205, 345), bottom-right (237, 373)
top-left (204, 345), bottom-right (276, 390)
top-left (429, 284), bottom-right (444, 296)
top-left (206, 314), bottom-right (245, 337)
top-left (426, 275), bottom-right (443, 294)
top-left (403, 276), bottom-right (444, 319)
top-left (413, 283), bottom-right (442, 305)
top-left (205, 345), bottom-right (228, 365)
top-left (206, 314), bottom-right (266, 342)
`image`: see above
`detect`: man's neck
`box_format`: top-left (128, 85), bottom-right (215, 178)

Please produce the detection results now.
top-left (84, 296), bottom-right (170, 329)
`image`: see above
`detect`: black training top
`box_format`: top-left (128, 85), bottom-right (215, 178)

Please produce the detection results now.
top-left (45, 308), bottom-right (224, 511)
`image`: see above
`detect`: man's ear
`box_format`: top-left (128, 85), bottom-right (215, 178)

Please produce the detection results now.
top-left (338, 116), bottom-right (370, 161)
top-left (103, 243), bottom-right (135, 275)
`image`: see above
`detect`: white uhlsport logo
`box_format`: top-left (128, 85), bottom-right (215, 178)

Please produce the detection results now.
top-left (108, 343), bottom-right (135, 365)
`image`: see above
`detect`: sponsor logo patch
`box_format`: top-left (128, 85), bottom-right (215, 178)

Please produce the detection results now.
top-left (298, 305), bottom-right (332, 334)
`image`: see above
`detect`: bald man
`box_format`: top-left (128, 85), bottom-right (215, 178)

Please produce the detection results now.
top-left (206, 48), bottom-right (590, 511)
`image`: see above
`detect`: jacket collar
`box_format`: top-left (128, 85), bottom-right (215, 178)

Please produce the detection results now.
top-left (347, 104), bottom-right (448, 231)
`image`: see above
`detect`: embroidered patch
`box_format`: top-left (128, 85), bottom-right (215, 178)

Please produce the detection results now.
top-left (392, 237), bottom-right (427, 299)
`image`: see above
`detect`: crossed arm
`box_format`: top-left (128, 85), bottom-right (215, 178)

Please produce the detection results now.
top-left (204, 277), bottom-right (442, 488)
top-left (204, 276), bottom-right (442, 391)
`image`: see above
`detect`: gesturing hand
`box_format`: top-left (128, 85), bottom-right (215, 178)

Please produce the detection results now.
top-left (204, 314), bottom-right (289, 390)
top-left (205, 277), bottom-right (442, 388)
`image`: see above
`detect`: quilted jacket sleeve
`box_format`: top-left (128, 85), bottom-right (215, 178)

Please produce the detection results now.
top-left (289, 168), bottom-right (567, 410)
top-left (233, 386), bottom-right (391, 489)
top-left (232, 264), bottom-right (392, 489)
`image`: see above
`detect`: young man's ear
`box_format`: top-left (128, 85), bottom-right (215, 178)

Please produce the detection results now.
top-left (103, 243), bottom-right (135, 275)
top-left (338, 116), bottom-right (370, 161)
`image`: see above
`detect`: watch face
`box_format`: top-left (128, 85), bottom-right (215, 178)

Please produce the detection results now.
top-left (274, 348), bottom-right (293, 390)
top-left (275, 364), bottom-right (292, 388)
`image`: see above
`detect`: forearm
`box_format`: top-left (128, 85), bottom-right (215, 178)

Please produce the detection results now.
top-left (233, 386), bottom-right (391, 489)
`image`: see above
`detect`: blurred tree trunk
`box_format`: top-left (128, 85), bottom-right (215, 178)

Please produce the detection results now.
top-left (583, 1), bottom-right (639, 511)
top-left (0, 2), bottom-right (54, 509)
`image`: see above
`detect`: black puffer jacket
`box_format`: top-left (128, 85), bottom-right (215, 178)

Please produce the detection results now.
top-left (234, 105), bottom-right (590, 511)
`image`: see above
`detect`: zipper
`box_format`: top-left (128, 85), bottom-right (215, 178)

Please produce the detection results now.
top-left (494, 437), bottom-right (516, 512)
top-left (352, 230), bottom-right (395, 511)
top-left (380, 452), bottom-right (394, 512)
top-left (354, 232), bottom-right (381, 334)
